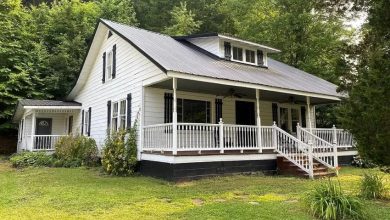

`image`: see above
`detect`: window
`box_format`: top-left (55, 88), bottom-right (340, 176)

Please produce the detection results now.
top-left (177, 99), bottom-right (211, 123)
top-left (119, 99), bottom-right (126, 130)
top-left (106, 50), bottom-right (113, 80)
top-left (245, 50), bottom-right (255, 63)
top-left (232, 47), bottom-right (243, 61)
top-left (84, 111), bottom-right (90, 135)
top-left (112, 102), bottom-right (118, 131)
top-left (68, 116), bottom-right (73, 134)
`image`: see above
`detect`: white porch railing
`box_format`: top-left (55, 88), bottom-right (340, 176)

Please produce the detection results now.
top-left (24, 135), bottom-right (66, 151)
top-left (297, 126), bottom-right (338, 169)
top-left (142, 121), bottom-right (350, 178)
top-left (303, 125), bottom-right (355, 148)
top-left (143, 122), bottom-right (278, 153)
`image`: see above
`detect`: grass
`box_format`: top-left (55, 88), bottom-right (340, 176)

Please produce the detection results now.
top-left (0, 158), bottom-right (389, 220)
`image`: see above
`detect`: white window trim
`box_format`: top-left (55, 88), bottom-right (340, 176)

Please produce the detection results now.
top-left (230, 45), bottom-right (259, 66)
top-left (119, 99), bottom-right (127, 130)
top-left (111, 99), bottom-right (128, 131)
top-left (84, 110), bottom-right (89, 135)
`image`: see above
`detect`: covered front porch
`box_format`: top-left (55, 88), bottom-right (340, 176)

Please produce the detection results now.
top-left (13, 100), bottom-right (81, 152)
top-left (141, 77), bottom-right (354, 156)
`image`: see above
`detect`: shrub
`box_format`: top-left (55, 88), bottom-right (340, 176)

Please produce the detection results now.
top-left (360, 173), bottom-right (385, 199)
top-left (352, 155), bottom-right (377, 168)
top-left (54, 135), bottom-right (99, 167)
top-left (380, 166), bottom-right (390, 173)
top-left (102, 127), bottom-right (137, 176)
top-left (10, 152), bottom-right (54, 168)
top-left (306, 179), bottom-right (364, 220)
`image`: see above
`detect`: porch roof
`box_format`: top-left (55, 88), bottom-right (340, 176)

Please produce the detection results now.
top-left (12, 99), bottom-right (81, 122)
top-left (94, 19), bottom-right (343, 100)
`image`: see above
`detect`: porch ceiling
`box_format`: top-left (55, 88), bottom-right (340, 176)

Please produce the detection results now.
top-left (150, 78), bottom-right (340, 105)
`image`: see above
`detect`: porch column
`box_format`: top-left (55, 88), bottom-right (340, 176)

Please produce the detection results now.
top-left (22, 115), bottom-right (26, 151)
top-left (172, 77), bottom-right (178, 155)
top-left (256, 89), bottom-right (262, 153)
top-left (306, 96), bottom-right (313, 133)
top-left (30, 111), bottom-right (36, 151)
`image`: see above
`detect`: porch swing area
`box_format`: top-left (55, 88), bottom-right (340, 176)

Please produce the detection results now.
top-left (140, 77), bottom-right (356, 179)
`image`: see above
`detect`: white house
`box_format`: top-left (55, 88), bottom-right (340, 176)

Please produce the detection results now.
top-left (13, 19), bottom-right (357, 180)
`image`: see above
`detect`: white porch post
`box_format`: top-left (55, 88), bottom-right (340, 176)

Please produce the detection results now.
top-left (172, 77), bottom-right (178, 155)
top-left (256, 89), bottom-right (262, 153)
top-left (30, 111), bottom-right (36, 151)
top-left (306, 96), bottom-right (313, 133)
top-left (306, 97), bottom-right (314, 179)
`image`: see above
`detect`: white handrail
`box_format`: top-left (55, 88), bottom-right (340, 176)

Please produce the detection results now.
top-left (25, 135), bottom-right (66, 151)
top-left (302, 126), bottom-right (355, 148)
top-left (297, 126), bottom-right (338, 170)
top-left (273, 126), bottom-right (313, 178)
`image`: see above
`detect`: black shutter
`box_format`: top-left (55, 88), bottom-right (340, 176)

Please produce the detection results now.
top-left (164, 93), bottom-right (173, 123)
top-left (301, 106), bottom-right (306, 127)
top-left (272, 103), bottom-right (278, 125)
top-left (102, 52), bottom-right (106, 83)
top-left (215, 99), bottom-right (223, 123)
top-left (257, 50), bottom-right (264, 66)
top-left (81, 110), bottom-right (84, 135)
top-left (127, 93), bottom-right (132, 128)
top-left (88, 107), bottom-right (92, 136)
top-left (107, 101), bottom-right (111, 131)
top-left (112, 44), bottom-right (116, 79)
top-left (224, 42), bottom-right (231, 60)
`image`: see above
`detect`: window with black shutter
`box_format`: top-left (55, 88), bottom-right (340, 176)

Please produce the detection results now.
top-left (164, 93), bottom-right (173, 123)
top-left (88, 107), bottom-right (92, 136)
top-left (127, 93), bottom-right (132, 128)
top-left (112, 44), bottom-right (116, 79)
top-left (107, 101), bottom-right (111, 132)
top-left (272, 103), bottom-right (278, 125)
top-left (300, 106), bottom-right (306, 127)
top-left (224, 42), bottom-right (231, 60)
top-left (257, 50), bottom-right (264, 66)
top-left (81, 110), bottom-right (84, 135)
top-left (68, 116), bottom-right (73, 134)
top-left (215, 99), bottom-right (223, 123)
top-left (102, 52), bottom-right (106, 83)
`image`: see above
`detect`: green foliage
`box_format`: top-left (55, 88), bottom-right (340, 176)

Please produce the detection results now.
top-left (339, 0), bottom-right (390, 166)
top-left (163, 2), bottom-right (202, 36)
top-left (97, 0), bottom-right (137, 25)
top-left (54, 135), bottom-right (99, 167)
top-left (9, 151), bottom-right (54, 168)
top-left (306, 179), bottom-right (364, 220)
top-left (360, 173), bottom-right (385, 199)
top-left (352, 156), bottom-right (377, 169)
top-left (102, 127), bottom-right (138, 176)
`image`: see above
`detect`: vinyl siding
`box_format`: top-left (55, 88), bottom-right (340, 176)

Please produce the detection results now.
top-left (187, 37), bottom-right (222, 57)
top-left (73, 32), bottom-right (166, 149)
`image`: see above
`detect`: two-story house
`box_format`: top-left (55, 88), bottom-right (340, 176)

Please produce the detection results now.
top-left (13, 19), bottom-right (357, 180)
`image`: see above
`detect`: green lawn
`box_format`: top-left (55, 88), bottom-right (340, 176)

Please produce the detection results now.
top-left (0, 158), bottom-right (389, 220)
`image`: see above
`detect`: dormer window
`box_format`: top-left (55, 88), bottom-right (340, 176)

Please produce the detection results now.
top-left (232, 47), bottom-right (243, 61)
top-left (246, 50), bottom-right (255, 63)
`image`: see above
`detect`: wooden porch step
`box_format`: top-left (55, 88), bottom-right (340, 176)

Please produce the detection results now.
top-left (277, 156), bottom-right (335, 178)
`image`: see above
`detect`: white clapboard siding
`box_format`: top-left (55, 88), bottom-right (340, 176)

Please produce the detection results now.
top-left (187, 36), bottom-right (222, 57)
top-left (73, 30), bottom-right (166, 149)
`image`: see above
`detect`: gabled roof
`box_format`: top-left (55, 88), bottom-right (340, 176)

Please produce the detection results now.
top-left (68, 19), bottom-right (342, 100)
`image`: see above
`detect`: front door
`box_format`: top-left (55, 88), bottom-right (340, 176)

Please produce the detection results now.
top-left (235, 101), bottom-right (256, 147)
top-left (278, 105), bottom-right (301, 135)
top-left (35, 118), bottom-right (52, 149)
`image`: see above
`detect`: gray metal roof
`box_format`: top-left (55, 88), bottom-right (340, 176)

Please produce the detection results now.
top-left (100, 19), bottom-right (342, 98)
top-left (19, 99), bottom-right (81, 107)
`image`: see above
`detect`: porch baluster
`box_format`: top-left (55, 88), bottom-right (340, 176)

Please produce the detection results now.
top-left (219, 119), bottom-right (224, 153)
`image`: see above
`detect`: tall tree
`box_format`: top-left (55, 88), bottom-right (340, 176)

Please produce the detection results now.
top-left (339, 0), bottom-right (390, 166)
top-left (163, 2), bottom-right (202, 36)
top-left (0, 0), bottom-right (49, 133)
